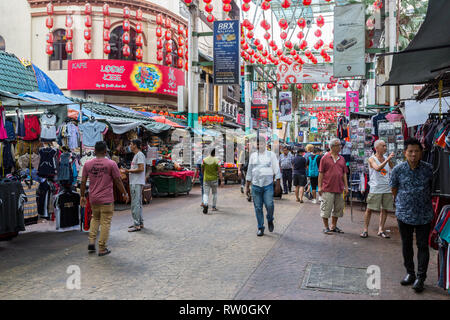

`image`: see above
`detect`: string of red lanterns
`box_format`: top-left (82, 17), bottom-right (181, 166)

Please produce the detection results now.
top-left (45, 2), bottom-right (54, 55)
top-left (65, 9), bottom-right (73, 55)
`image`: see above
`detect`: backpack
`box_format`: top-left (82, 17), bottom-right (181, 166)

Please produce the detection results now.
top-left (308, 155), bottom-right (319, 177)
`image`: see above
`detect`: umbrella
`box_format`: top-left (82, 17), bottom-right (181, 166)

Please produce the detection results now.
top-left (152, 116), bottom-right (184, 128)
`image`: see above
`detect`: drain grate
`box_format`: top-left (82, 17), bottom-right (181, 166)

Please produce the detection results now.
top-left (300, 263), bottom-right (378, 295)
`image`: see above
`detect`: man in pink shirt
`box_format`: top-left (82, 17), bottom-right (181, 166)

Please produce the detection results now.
top-left (318, 138), bottom-right (349, 234)
top-left (80, 141), bottom-right (129, 256)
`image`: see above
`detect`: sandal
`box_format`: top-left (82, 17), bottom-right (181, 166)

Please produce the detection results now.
top-left (330, 227), bottom-right (344, 233)
top-left (98, 248), bottom-right (111, 257)
top-left (323, 228), bottom-right (332, 234)
top-left (378, 231), bottom-right (390, 238)
top-left (128, 226), bottom-right (141, 232)
top-left (360, 231), bottom-right (368, 238)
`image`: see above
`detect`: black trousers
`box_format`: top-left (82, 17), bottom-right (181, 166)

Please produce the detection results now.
top-left (397, 219), bottom-right (431, 280)
top-left (281, 169), bottom-right (292, 193)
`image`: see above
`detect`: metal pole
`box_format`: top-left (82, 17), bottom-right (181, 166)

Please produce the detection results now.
top-left (79, 102), bottom-right (83, 157)
top-left (388, 0), bottom-right (396, 107)
top-left (271, 87), bottom-right (277, 143)
top-left (244, 65), bottom-right (252, 134)
top-left (187, 4), bottom-right (199, 129)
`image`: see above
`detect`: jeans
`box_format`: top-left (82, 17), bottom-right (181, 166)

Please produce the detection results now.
top-left (203, 180), bottom-right (218, 208)
top-left (130, 184), bottom-right (144, 226)
top-left (89, 203), bottom-right (114, 251)
top-left (252, 183), bottom-right (274, 231)
top-left (281, 169), bottom-right (292, 193)
top-left (197, 164), bottom-right (204, 197)
top-left (397, 219), bottom-right (431, 279)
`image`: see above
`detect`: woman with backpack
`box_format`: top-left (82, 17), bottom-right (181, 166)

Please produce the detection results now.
top-left (306, 148), bottom-right (322, 204)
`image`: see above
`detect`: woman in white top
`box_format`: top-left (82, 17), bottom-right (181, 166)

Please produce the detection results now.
top-left (360, 139), bottom-right (395, 239)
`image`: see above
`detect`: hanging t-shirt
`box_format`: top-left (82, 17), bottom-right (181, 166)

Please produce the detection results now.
top-left (129, 151), bottom-right (146, 185)
top-left (67, 123), bottom-right (80, 150)
top-left (38, 147), bottom-right (57, 177)
top-left (40, 114), bottom-right (57, 141)
top-left (0, 106), bottom-right (7, 140)
top-left (54, 191), bottom-right (80, 229)
top-left (23, 115), bottom-right (41, 141)
top-left (79, 121), bottom-right (107, 147)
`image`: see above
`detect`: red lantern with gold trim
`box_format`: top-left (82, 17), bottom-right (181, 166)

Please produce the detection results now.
top-left (65, 29), bottom-right (73, 40)
top-left (84, 3), bottom-right (92, 15)
top-left (156, 14), bottom-right (163, 26)
top-left (157, 38), bottom-right (163, 49)
top-left (165, 18), bottom-right (171, 29)
top-left (178, 24), bottom-right (184, 35)
top-left (165, 30), bottom-right (172, 41)
top-left (157, 50), bottom-right (163, 61)
top-left (46, 3), bottom-right (54, 15)
top-left (223, 4), bottom-right (231, 12)
top-left (165, 55), bottom-right (172, 66)
top-left (178, 36), bottom-right (185, 47)
top-left (177, 47), bottom-right (184, 57)
top-left (156, 27), bottom-right (162, 38)
top-left (85, 15), bottom-right (92, 28)
top-left (65, 15), bottom-right (73, 28)
top-left (46, 33), bottom-right (54, 44)
top-left (103, 30), bottom-right (110, 41)
top-left (123, 20), bottom-right (130, 32)
top-left (207, 14), bottom-right (214, 23)
top-left (165, 41), bottom-right (173, 53)
top-left (135, 34), bottom-right (143, 47)
top-left (122, 44), bottom-right (130, 57)
top-left (103, 43), bottom-right (111, 54)
top-left (65, 41), bottom-right (73, 54)
top-left (136, 9), bottom-right (143, 21)
top-left (103, 18), bottom-right (111, 29)
top-left (122, 32), bottom-right (130, 44)
top-left (84, 29), bottom-right (91, 41)
top-left (205, 4), bottom-right (213, 13)
top-left (46, 17), bottom-right (54, 29)
top-left (103, 3), bottom-right (110, 16)
top-left (136, 22), bottom-right (143, 34)
top-left (123, 6), bottom-right (131, 19)
top-left (136, 48), bottom-right (143, 60)
top-left (177, 58), bottom-right (184, 69)
top-left (84, 42), bottom-right (92, 54)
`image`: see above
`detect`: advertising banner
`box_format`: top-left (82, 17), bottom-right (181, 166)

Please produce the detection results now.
top-left (67, 59), bottom-right (184, 96)
top-left (277, 63), bottom-right (333, 84)
top-left (310, 116), bottom-right (318, 133)
top-left (279, 91), bottom-right (293, 122)
top-left (345, 91), bottom-right (360, 116)
top-left (252, 91), bottom-right (268, 105)
top-left (213, 20), bottom-right (240, 85)
top-left (333, 3), bottom-right (365, 77)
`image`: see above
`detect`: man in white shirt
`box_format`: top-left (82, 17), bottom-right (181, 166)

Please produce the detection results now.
top-left (126, 139), bottom-right (146, 232)
top-left (245, 135), bottom-right (282, 236)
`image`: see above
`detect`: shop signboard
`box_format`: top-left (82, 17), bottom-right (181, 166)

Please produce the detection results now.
top-left (279, 91), bottom-right (292, 122)
top-left (67, 59), bottom-right (184, 96)
top-left (333, 3), bottom-right (365, 77)
top-left (345, 91), bottom-right (359, 116)
top-left (277, 63), bottom-right (333, 84)
top-left (213, 20), bottom-right (240, 85)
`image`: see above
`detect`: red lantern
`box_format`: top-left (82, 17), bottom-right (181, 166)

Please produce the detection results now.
top-left (327, 83), bottom-right (333, 89)
top-left (157, 50), bottom-right (163, 61)
top-left (102, 30), bottom-right (110, 41)
top-left (178, 24), bottom-right (184, 35)
top-left (46, 3), bottom-right (54, 15)
top-left (46, 44), bottom-right (54, 55)
top-left (123, 6), bottom-right (131, 19)
top-left (103, 3), bottom-right (110, 16)
top-left (257, 44), bottom-right (263, 51)
top-left (281, 0), bottom-right (291, 9)
top-left (184, 28), bottom-right (188, 39)
top-left (46, 17), bottom-right (53, 29)
top-left (303, 0), bottom-right (312, 5)
top-left (314, 29), bottom-right (322, 37)
top-left (261, 1), bottom-right (270, 10)
top-left (254, 39), bottom-right (261, 46)
top-left (123, 20), bottom-right (130, 32)
top-left (65, 41), bottom-right (73, 54)
top-left (263, 32), bottom-right (270, 40)
top-left (65, 29), bottom-right (73, 40)
top-left (84, 29), bottom-right (91, 41)
top-left (103, 43), bottom-right (111, 54)
top-left (247, 31), bottom-right (254, 39)
top-left (296, 83), bottom-right (303, 90)
top-left (207, 14), bottom-right (214, 23)
top-left (285, 40), bottom-right (293, 49)
top-left (156, 14), bottom-right (163, 26)
top-left (84, 42), bottom-right (92, 54)
top-left (104, 18), bottom-right (111, 29)
top-left (316, 15), bottom-right (325, 28)
top-left (136, 22), bottom-right (143, 34)
top-left (312, 83), bottom-right (318, 90)
top-left (121, 32), bottom-right (130, 44)
top-left (297, 31), bottom-right (304, 40)
top-left (136, 48), bottom-right (143, 60)
top-left (156, 27), bottom-right (162, 38)
top-left (223, 4), bottom-right (231, 12)
top-left (84, 3), bottom-right (92, 15)
top-left (177, 47), bottom-right (184, 57)
top-left (268, 83), bottom-right (274, 89)
top-left (165, 18), bottom-right (171, 29)
top-left (136, 9), bottom-right (143, 21)
top-left (297, 18), bottom-right (306, 29)
top-left (122, 44), bottom-right (130, 57)
top-left (65, 16), bottom-right (73, 28)
top-left (165, 55), bottom-right (173, 66)
top-left (280, 32), bottom-right (287, 40)
top-left (343, 80), bottom-right (349, 88)
top-left (185, 61), bottom-right (188, 71)
top-left (242, 3), bottom-right (250, 12)
top-left (136, 34), bottom-right (143, 47)
top-left (85, 15), bottom-right (92, 28)
top-left (157, 38), bottom-right (163, 49)
top-left (45, 32), bottom-right (53, 44)
top-left (282, 84), bottom-right (289, 90)
top-left (205, 4), bottom-right (213, 13)
top-left (165, 41), bottom-right (173, 53)
top-left (165, 30), bottom-right (172, 41)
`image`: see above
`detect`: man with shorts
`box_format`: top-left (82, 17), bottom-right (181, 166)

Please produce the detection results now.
top-left (306, 148), bottom-right (322, 204)
top-left (292, 148), bottom-right (307, 203)
top-left (360, 140), bottom-right (395, 238)
top-left (318, 139), bottom-right (349, 234)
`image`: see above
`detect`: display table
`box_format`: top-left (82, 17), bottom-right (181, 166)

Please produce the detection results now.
top-left (150, 170), bottom-right (194, 196)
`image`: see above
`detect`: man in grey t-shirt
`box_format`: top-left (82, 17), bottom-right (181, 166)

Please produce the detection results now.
top-left (126, 139), bottom-right (146, 232)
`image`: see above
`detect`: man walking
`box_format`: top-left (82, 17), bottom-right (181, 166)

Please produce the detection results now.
top-left (360, 140), bottom-right (395, 239)
top-left (194, 150), bottom-right (204, 207)
top-left (279, 146), bottom-right (293, 194)
top-left (390, 138), bottom-right (433, 293)
top-left (292, 148), bottom-right (307, 203)
top-left (246, 136), bottom-right (282, 236)
top-left (202, 149), bottom-right (223, 214)
top-left (306, 148), bottom-right (322, 204)
top-left (126, 139), bottom-right (146, 232)
top-left (318, 139), bottom-right (348, 234)
top-left (81, 141), bottom-right (129, 256)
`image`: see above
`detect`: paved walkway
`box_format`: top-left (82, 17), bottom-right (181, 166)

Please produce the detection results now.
top-left (0, 185), bottom-right (448, 300)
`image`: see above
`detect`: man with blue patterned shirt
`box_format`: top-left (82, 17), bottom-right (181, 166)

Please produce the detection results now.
top-left (390, 138), bottom-right (433, 293)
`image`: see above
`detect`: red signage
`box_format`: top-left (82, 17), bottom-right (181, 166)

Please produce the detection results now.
top-left (67, 59), bottom-right (185, 96)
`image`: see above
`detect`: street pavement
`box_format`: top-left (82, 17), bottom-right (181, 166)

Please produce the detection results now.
top-left (0, 184), bottom-right (449, 300)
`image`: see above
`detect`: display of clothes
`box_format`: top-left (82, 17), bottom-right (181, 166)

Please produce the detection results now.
top-left (433, 205), bottom-right (450, 291)
top-left (40, 112), bottom-right (57, 141)
top-left (36, 179), bottom-right (57, 220)
top-left (371, 112), bottom-right (388, 137)
top-left (54, 188), bottom-right (80, 230)
top-left (15, 108), bottom-right (25, 138)
top-left (0, 178), bottom-right (26, 238)
top-left (57, 152), bottom-right (76, 183)
top-left (23, 115), bottom-right (41, 141)
top-left (21, 179), bottom-right (39, 226)
top-left (0, 104), bottom-right (7, 140)
top-left (37, 147), bottom-right (58, 177)
top-left (4, 120), bottom-right (15, 141)
top-left (57, 121), bottom-right (79, 150)
top-left (0, 141), bottom-right (15, 176)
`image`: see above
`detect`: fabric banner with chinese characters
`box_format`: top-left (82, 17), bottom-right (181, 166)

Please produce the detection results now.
top-left (67, 59), bottom-right (184, 96)
top-left (333, 3), bottom-right (365, 77)
top-left (277, 64), bottom-right (333, 84)
top-left (279, 91), bottom-right (292, 122)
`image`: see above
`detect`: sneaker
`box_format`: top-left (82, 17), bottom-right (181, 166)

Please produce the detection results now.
top-left (312, 199), bottom-right (317, 204)
top-left (203, 205), bottom-right (208, 214)
top-left (240, 186), bottom-right (244, 194)
top-left (257, 229), bottom-right (264, 237)
top-left (268, 221), bottom-right (274, 232)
